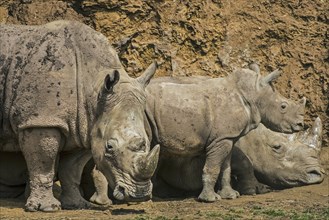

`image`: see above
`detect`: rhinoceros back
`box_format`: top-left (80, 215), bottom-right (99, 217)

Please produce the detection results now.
top-left (0, 20), bottom-right (122, 150)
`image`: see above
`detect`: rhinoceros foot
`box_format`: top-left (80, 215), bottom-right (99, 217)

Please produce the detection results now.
top-left (61, 194), bottom-right (109, 210)
top-left (90, 192), bottom-right (113, 206)
top-left (25, 193), bottom-right (61, 212)
top-left (218, 187), bottom-right (240, 199)
top-left (235, 182), bottom-right (272, 195)
top-left (198, 189), bottom-right (221, 202)
top-left (61, 196), bottom-right (91, 210)
top-left (256, 183), bottom-right (272, 194)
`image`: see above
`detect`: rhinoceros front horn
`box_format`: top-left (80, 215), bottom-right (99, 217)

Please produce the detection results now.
top-left (137, 144), bottom-right (160, 179)
top-left (297, 117), bottom-right (322, 151)
top-left (308, 117), bottom-right (322, 150)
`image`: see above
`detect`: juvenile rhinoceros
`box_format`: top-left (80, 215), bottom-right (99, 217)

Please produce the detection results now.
top-left (0, 20), bottom-right (159, 211)
top-left (146, 65), bottom-right (305, 202)
top-left (232, 117), bottom-right (325, 195)
top-left (87, 64), bottom-right (306, 203)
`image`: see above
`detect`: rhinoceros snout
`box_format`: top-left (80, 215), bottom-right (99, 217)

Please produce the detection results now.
top-left (113, 184), bottom-right (152, 202)
top-left (292, 121), bottom-right (304, 132)
top-left (305, 167), bottom-right (325, 184)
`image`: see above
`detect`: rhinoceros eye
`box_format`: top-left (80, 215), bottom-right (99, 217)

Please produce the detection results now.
top-left (272, 144), bottom-right (284, 153)
top-left (105, 140), bottom-right (115, 153)
top-left (280, 102), bottom-right (288, 113)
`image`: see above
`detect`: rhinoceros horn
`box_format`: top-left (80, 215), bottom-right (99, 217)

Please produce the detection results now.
top-left (294, 117), bottom-right (322, 151)
top-left (306, 117), bottom-right (322, 151)
top-left (260, 69), bottom-right (281, 86)
top-left (137, 144), bottom-right (160, 179)
top-left (137, 61), bottom-right (157, 88)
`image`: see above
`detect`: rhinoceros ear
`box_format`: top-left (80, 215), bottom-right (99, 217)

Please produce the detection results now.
top-left (260, 69), bottom-right (281, 86)
top-left (137, 61), bottom-right (157, 88)
top-left (249, 63), bottom-right (260, 74)
top-left (104, 70), bottom-right (120, 92)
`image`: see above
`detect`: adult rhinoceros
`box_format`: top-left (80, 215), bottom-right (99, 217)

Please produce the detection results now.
top-left (231, 117), bottom-right (325, 195)
top-left (0, 20), bottom-right (159, 211)
top-left (86, 64), bottom-right (306, 203)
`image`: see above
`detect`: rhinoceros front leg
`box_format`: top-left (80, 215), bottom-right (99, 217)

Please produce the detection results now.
top-left (218, 152), bottom-right (240, 199)
top-left (198, 139), bottom-right (232, 202)
top-left (89, 166), bottom-right (112, 206)
top-left (58, 149), bottom-right (98, 210)
top-left (231, 152), bottom-right (271, 195)
top-left (18, 128), bottom-right (62, 212)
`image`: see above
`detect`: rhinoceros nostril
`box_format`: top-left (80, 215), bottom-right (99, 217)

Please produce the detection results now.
top-left (297, 122), bottom-right (304, 127)
top-left (105, 141), bottom-right (113, 152)
top-left (308, 169), bottom-right (321, 176)
top-left (118, 186), bottom-right (125, 195)
top-left (113, 185), bottom-right (126, 200)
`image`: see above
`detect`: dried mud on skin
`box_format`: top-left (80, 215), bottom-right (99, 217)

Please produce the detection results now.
top-left (0, 0), bottom-right (328, 219)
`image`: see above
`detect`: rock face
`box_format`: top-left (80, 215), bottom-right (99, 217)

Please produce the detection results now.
top-left (0, 0), bottom-right (327, 145)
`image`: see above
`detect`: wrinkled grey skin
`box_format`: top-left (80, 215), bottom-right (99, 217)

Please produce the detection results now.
top-left (232, 117), bottom-right (324, 195)
top-left (0, 20), bottom-right (159, 211)
top-left (87, 64), bottom-right (306, 204)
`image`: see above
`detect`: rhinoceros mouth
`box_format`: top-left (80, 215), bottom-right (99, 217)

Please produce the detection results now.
top-left (112, 170), bottom-right (153, 201)
top-left (113, 180), bottom-right (153, 201)
top-left (276, 167), bottom-right (325, 187)
top-left (291, 122), bottom-right (304, 132)
top-left (304, 167), bottom-right (325, 184)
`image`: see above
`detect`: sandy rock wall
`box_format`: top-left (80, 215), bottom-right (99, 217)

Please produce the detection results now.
top-left (0, 0), bottom-right (328, 145)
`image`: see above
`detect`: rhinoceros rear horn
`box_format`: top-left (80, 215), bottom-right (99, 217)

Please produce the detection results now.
top-left (260, 69), bottom-right (281, 86)
top-left (137, 61), bottom-right (157, 88)
top-left (104, 70), bottom-right (120, 92)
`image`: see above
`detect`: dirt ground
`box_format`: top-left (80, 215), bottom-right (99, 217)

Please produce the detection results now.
top-left (0, 147), bottom-right (328, 219)
top-left (0, 0), bottom-right (328, 219)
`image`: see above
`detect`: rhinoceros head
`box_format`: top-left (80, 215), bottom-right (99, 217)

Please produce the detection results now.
top-left (90, 62), bottom-right (160, 202)
top-left (252, 118), bottom-right (325, 188)
top-left (251, 65), bottom-right (306, 133)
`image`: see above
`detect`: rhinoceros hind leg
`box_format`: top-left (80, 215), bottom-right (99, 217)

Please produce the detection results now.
top-left (19, 128), bottom-right (62, 212)
top-left (58, 149), bottom-right (96, 209)
top-left (218, 153), bottom-right (240, 199)
top-left (198, 139), bottom-right (233, 202)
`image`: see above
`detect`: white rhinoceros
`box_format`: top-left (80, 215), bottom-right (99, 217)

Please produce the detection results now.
top-left (145, 65), bottom-right (305, 202)
top-left (149, 118), bottom-right (324, 198)
top-left (85, 64), bottom-right (306, 204)
top-left (231, 117), bottom-right (325, 195)
top-left (0, 20), bottom-right (159, 211)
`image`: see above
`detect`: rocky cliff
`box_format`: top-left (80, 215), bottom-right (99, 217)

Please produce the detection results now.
top-left (0, 0), bottom-right (328, 145)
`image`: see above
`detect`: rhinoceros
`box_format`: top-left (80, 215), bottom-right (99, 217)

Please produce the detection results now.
top-left (146, 65), bottom-right (305, 202)
top-left (85, 64), bottom-right (306, 204)
top-left (232, 117), bottom-right (325, 195)
top-left (0, 20), bottom-right (160, 211)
